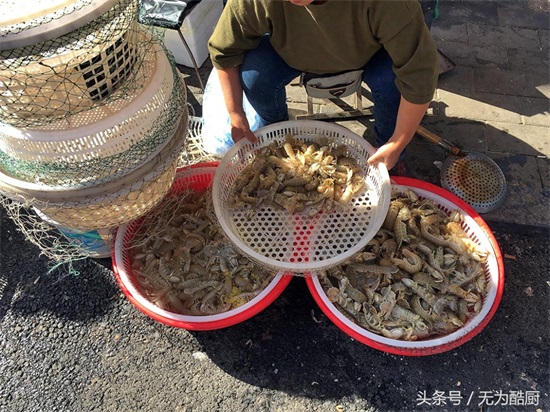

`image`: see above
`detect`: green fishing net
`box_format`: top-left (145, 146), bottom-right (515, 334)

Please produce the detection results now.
top-left (0, 0), bottom-right (219, 274)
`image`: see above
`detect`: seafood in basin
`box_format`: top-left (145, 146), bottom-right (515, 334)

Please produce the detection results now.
top-left (128, 189), bottom-right (277, 315)
top-left (319, 187), bottom-right (491, 341)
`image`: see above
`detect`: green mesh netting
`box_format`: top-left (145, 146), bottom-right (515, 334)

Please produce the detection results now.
top-left (0, 60), bottom-right (187, 187)
top-left (0, 0), bottom-right (221, 275)
top-left (1, 196), bottom-right (112, 276)
top-left (0, 114), bottom-right (219, 274)
top-left (0, 0), bottom-right (151, 128)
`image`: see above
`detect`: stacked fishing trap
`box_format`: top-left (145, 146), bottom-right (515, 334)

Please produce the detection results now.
top-left (0, 0), bottom-right (189, 265)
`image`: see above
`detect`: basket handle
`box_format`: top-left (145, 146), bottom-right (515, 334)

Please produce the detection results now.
top-left (416, 125), bottom-right (464, 156)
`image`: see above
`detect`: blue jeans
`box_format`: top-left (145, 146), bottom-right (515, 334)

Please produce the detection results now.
top-left (240, 36), bottom-right (401, 147)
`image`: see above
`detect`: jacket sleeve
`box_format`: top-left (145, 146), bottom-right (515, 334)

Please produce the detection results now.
top-left (370, 0), bottom-right (439, 104)
top-left (208, 0), bottom-right (270, 69)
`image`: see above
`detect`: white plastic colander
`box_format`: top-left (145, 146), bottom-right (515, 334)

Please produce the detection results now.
top-left (212, 120), bottom-right (391, 274)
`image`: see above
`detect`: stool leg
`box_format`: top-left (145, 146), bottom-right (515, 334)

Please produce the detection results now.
top-left (307, 95), bottom-right (314, 115)
top-left (355, 89), bottom-right (362, 111)
top-left (176, 28), bottom-right (205, 92)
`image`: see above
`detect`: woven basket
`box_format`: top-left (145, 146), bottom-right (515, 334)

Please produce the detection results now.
top-left (0, 112), bottom-right (186, 230)
top-left (213, 120), bottom-right (391, 274)
top-left (33, 207), bottom-right (114, 259)
top-left (306, 177), bottom-right (505, 356)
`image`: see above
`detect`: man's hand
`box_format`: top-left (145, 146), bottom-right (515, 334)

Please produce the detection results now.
top-left (367, 141), bottom-right (403, 171)
top-left (229, 111), bottom-right (257, 143)
top-left (217, 66), bottom-right (257, 144)
top-left (367, 96), bottom-right (431, 171)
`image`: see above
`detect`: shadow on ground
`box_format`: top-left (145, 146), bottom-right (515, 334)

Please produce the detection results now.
top-left (188, 224), bottom-right (548, 411)
top-left (0, 207), bottom-right (119, 323)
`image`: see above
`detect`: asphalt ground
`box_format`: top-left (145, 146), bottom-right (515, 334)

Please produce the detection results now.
top-left (0, 209), bottom-right (548, 412)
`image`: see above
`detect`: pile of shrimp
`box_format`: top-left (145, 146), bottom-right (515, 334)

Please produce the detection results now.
top-left (128, 189), bottom-right (277, 315)
top-left (319, 187), bottom-right (491, 341)
top-left (228, 133), bottom-right (366, 216)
